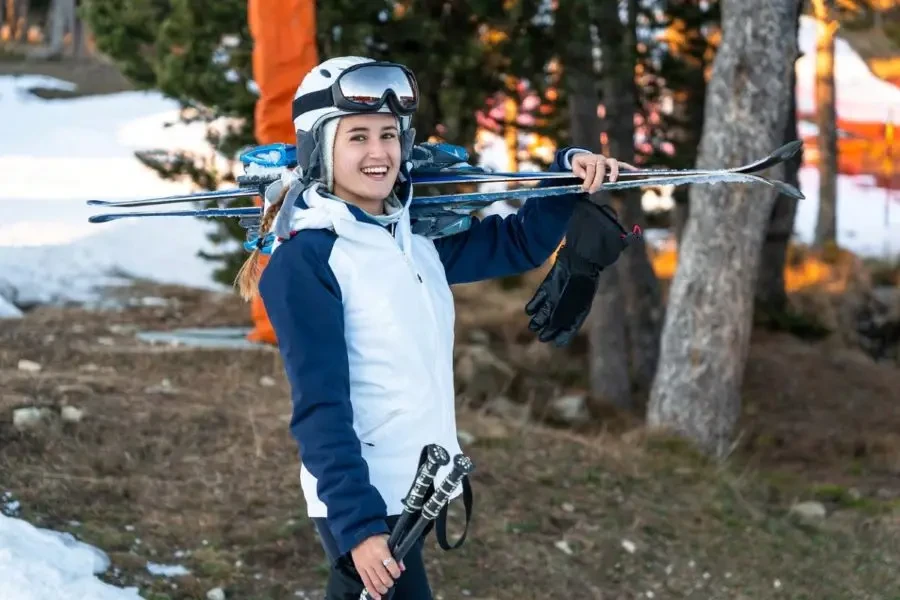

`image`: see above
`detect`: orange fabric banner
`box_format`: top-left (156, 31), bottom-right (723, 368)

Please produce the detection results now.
top-left (246, 0), bottom-right (319, 344)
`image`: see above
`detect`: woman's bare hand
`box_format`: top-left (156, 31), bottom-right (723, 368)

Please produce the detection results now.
top-left (351, 534), bottom-right (405, 599)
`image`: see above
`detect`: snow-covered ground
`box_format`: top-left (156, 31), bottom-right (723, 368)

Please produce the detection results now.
top-left (0, 74), bottom-right (236, 317)
top-left (0, 511), bottom-right (143, 600)
top-left (796, 15), bottom-right (900, 124)
top-left (795, 167), bottom-right (900, 258)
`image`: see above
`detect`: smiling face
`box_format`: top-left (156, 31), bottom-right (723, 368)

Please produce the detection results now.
top-left (329, 113), bottom-right (402, 215)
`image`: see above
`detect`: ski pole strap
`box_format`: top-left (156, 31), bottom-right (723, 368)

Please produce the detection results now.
top-left (433, 473), bottom-right (473, 551)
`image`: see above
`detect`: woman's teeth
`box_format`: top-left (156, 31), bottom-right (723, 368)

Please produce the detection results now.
top-left (361, 166), bottom-right (389, 176)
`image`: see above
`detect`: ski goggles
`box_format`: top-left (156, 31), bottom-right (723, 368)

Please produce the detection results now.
top-left (292, 61), bottom-right (419, 122)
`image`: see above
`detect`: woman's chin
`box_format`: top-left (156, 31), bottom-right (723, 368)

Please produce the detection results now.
top-left (357, 185), bottom-right (394, 203)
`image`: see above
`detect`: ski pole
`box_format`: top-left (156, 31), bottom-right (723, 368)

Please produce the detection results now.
top-left (360, 453), bottom-right (475, 600)
top-left (387, 444), bottom-right (450, 554)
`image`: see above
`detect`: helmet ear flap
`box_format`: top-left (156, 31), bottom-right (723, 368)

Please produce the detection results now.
top-left (400, 127), bottom-right (416, 162)
top-left (295, 130), bottom-right (320, 182)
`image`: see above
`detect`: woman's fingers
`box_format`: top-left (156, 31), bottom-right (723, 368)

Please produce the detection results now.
top-left (589, 158), bottom-right (607, 194)
top-left (573, 153), bottom-right (636, 192)
top-left (382, 556), bottom-right (402, 579)
top-left (572, 160), bottom-right (587, 182)
top-left (352, 534), bottom-right (403, 600)
top-left (361, 569), bottom-right (386, 600)
top-left (580, 161), bottom-right (595, 192)
top-left (370, 563), bottom-right (394, 593)
top-left (608, 158), bottom-right (620, 183)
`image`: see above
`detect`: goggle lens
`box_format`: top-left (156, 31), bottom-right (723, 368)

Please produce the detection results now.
top-left (339, 65), bottom-right (417, 111)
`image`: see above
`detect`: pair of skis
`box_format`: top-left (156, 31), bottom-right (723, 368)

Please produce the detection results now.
top-left (83, 140), bottom-right (804, 240)
top-left (360, 444), bottom-right (473, 600)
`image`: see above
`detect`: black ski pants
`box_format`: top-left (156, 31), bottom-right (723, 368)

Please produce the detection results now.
top-left (313, 514), bottom-right (434, 600)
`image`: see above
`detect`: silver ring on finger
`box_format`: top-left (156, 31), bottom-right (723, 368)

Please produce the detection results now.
top-left (382, 558), bottom-right (395, 567)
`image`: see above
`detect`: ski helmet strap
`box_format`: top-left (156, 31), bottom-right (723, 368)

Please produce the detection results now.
top-left (400, 127), bottom-right (416, 162)
top-left (295, 130), bottom-right (321, 182)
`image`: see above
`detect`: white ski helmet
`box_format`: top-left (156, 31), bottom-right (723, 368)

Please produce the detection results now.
top-left (290, 56), bottom-right (418, 189)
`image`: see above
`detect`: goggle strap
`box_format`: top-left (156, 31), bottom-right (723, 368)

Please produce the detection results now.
top-left (292, 88), bottom-right (334, 122)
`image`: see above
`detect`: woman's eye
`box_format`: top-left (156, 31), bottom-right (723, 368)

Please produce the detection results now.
top-left (383, 132), bottom-right (397, 139)
top-left (351, 135), bottom-right (366, 142)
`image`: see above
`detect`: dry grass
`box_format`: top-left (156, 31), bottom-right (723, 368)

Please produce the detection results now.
top-left (740, 328), bottom-right (900, 485)
top-left (2, 282), bottom-right (900, 600)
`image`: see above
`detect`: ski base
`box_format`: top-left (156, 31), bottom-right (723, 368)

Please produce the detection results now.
top-left (88, 170), bottom-right (803, 225)
top-left (85, 141), bottom-right (804, 245)
top-left (85, 140), bottom-right (804, 210)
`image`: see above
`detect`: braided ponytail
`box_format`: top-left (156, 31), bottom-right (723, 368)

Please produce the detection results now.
top-left (234, 184), bottom-right (290, 301)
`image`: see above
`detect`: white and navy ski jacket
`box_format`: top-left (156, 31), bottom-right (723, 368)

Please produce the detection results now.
top-left (258, 147), bottom-right (589, 557)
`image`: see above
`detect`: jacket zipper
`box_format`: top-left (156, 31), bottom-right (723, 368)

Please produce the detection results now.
top-left (383, 224), bottom-right (447, 445)
top-left (384, 224), bottom-right (422, 283)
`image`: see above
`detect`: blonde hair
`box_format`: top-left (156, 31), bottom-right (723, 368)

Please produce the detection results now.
top-left (234, 183), bottom-right (291, 301)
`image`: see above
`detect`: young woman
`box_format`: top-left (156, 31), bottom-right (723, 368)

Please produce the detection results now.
top-left (236, 56), bottom-right (627, 600)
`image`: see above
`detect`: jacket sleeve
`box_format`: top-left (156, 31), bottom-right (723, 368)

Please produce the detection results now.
top-left (431, 147), bottom-right (591, 285)
top-left (258, 230), bottom-right (389, 557)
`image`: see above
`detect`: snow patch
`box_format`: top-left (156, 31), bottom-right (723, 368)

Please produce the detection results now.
top-left (796, 15), bottom-right (900, 123)
top-left (0, 293), bottom-right (23, 319)
top-left (146, 561), bottom-right (191, 577)
top-left (0, 513), bottom-right (143, 599)
top-left (0, 74), bottom-right (236, 310)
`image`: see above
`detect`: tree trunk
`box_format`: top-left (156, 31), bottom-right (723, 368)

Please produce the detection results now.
top-left (756, 0), bottom-right (805, 314)
top-left (46, 0), bottom-right (76, 58)
top-left (74, 0), bottom-right (89, 58)
top-left (671, 76), bottom-right (709, 245)
top-left (46, 0), bottom-right (66, 55)
top-left (647, 0), bottom-right (799, 458)
top-left (673, 190), bottom-right (690, 244)
top-left (812, 0), bottom-right (838, 249)
top-left (587, 265), bottom-right (632, 409)
top-left (568, 68), bottom-right (632, 410)
top-left (597, 0), bottom-right (663, 391)
top-left (670, 75), bottom-right (708, 248)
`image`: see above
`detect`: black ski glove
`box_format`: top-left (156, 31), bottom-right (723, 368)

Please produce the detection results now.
top-left (525, 200), bottom-right (641, 347)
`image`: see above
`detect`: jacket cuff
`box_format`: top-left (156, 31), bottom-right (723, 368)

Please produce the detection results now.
top-left (558, 147), bottom-right (592, 170)
top-left (336, 518), bottom-right (391, 558)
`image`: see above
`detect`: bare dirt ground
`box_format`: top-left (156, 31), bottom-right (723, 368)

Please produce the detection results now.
top-left (2, 279), bottom-right (900, 600)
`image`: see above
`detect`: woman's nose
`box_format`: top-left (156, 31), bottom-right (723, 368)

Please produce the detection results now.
top-left (366, 139), bottom-right (390, 158)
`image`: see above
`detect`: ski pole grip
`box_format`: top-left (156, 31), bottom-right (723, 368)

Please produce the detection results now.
top-left (422, 454), bottom-right (474, 519)
top-left (406, 444), bottom-right (450, 511)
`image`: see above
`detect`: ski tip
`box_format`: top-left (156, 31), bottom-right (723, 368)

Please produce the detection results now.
top-left (88, 214), bottom-right (116, 223)
top-left (774, 140), bottom-right (803, 161)
top-left (773, 180), bottom-right (805, 200)
top-left (86, 200), bottom-right (110, 206)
